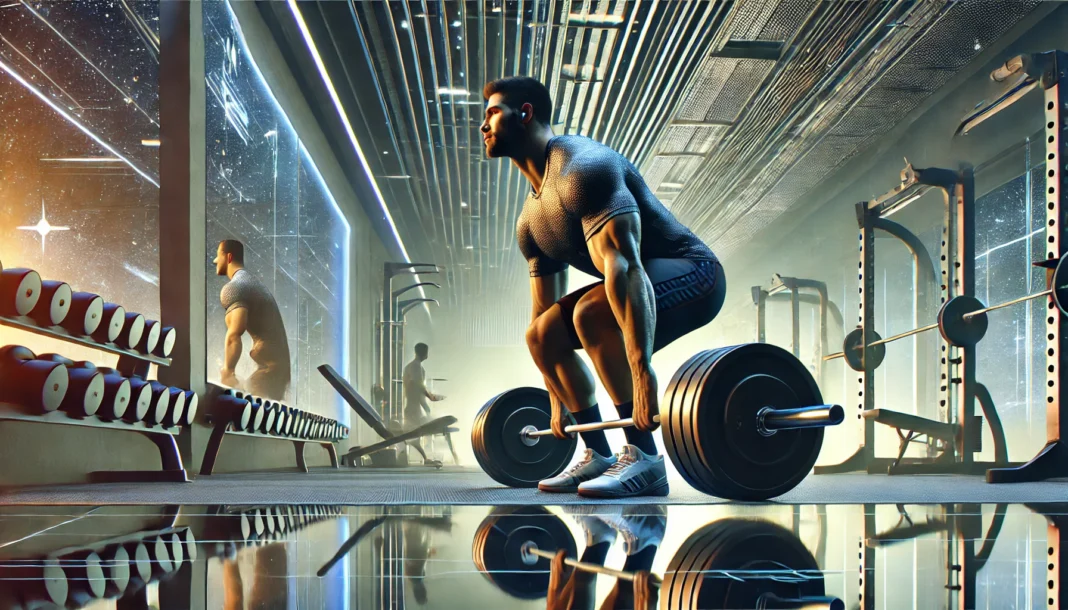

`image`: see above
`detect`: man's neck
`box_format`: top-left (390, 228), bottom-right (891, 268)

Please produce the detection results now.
top-left (511, 126), bottom-right (556, 195)
top-left (227, 264), bottom-right (245, 280)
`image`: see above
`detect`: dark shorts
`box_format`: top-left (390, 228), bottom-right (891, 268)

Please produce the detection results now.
top-left (554, 258), bottom-right (726, 354)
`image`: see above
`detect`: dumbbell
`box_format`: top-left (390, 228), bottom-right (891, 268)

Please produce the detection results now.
top-left (0, 558), bottom-right (68, 609)
top-left (144, 535), bottom-right (177, 578)
top-left (116, 311), bottom-right (145, 351)
top-left (29, 280), bottom-right (71, 326)
top-left (0, 267), bottom-right (41, 317)
top-left (64, 292), bottom-right (105, 336)
top-left (122, 375), bottom-right (157, 423)
top-left (123, 541), bottom-right (152, 593)
top-left (287, 409), bottom-right (301, 437)
top-left (247, 397), bottom-right (267, 432)
top-left (472, 343), bottom-right (845, 501)
top-left (69, 361), bottom-right (131, 421)
top-left (58, 550), bottom-right (105, 607)
top-left (274, 403), bottom-right (289, 435)
top-left (36, 354), bottom-right (104, 418)
top-left (0, 345), bottom-right (68, 412)
top-left (160, 386), bottom-right (188, 428)
top-left (98, 544), bottom-right (131, 599)
top-left (215, 392), bottom-right (253, 430)
top-left (261, 402), bottom-right (278, 434)
top-left (154, 326), bottom-right (177, 358)
top-left (137, 319), bottom-right (162, 354)
top-left (144, 382), bottom-right (175, 425)
top-left (91, 303), bottom-right (126, 344)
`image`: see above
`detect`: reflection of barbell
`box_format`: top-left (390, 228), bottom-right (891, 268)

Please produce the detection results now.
top-left (473, 344), bottom-right (844, 501)
top-left (825, 257), bottom-right (1068, 371)
top-left (473, 507), bottom-right (844, 610)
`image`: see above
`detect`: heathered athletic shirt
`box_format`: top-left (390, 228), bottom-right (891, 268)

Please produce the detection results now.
top-left (516, 135), bottom-right (717, 279)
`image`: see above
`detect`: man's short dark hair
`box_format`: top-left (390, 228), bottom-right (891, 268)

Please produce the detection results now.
top-left (415, 342), bottom-right (429, 357)
top-left (482, 76), bottom-right (553, 124)
top-left (220, 239), bottom-right (245, 265)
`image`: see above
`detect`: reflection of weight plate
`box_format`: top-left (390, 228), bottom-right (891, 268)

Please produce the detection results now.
top-left (938, 295), bottom-right (987, 348)
top-left (663, 518), bottom-right (838, 610)
top-left (472, 506), bottom-right (577, 600)
top-left (662, 343), bottom-right (828, 501)
top-left (471, 388), bottom-right (577, 488)
top-left (842, 328), bottom-right (884, 372)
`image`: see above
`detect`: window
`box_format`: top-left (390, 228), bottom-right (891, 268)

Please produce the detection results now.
top-left (203, 1), bottom-right (350, 419)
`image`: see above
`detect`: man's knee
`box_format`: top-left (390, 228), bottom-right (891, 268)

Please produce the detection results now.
top-left (526, 308), bottom-right (570, 365)
top-left (573, 292), bottom-right (616, 346)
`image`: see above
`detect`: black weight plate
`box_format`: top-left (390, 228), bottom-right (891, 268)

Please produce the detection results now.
top-left (842, 328), bottom-right (884, 372)
top-left (473, 506), bottom-right (577, 599)
top-left (1053, 256), bottom-right (1068, 317)
top-left (663, 519), bottom-right (832, 610)
top-left (471, 388), bottom-right (577, 487)
top-left (663, 343), bottom-right (825, 501)
top-left (938, 295), bottom-right (988, 348)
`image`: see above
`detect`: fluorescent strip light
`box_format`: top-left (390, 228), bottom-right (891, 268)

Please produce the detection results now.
top-left (40, 157), bottom-right (123, 162)
top-left (286, 1), bottom-right (429, 316)
top-left (437, 87), bottom-right (470, 96)
top-left (141, 139), bottom-right (160, 147)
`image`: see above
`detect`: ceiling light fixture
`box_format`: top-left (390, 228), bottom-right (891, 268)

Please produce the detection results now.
top-left (437, 87), bottom-right (470, 96)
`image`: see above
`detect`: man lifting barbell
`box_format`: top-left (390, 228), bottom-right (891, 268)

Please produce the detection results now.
top-left (481, 76), bottom-right (727, 497)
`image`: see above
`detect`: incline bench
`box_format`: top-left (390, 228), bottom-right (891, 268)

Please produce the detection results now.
top-left (318, 364), bottom-right (456, 467)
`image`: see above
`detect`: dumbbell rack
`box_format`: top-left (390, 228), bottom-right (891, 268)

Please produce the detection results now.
top-left (0, 312), bottom-right (189, 483)
top-left (199, 384), bottom-right (347, 475)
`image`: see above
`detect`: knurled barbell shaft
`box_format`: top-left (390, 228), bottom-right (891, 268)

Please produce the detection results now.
top-left (962, 288), bottom-right (1052, 320)
top-left (523, 404), bottom-right (842, 439)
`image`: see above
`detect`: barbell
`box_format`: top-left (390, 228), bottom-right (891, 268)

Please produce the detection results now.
top-left (473, 507), bottom-right (844, 610)
top-left (472, 343), bottom-right (845, 501)
top-left (824, 256), bottom-right (1068, 372)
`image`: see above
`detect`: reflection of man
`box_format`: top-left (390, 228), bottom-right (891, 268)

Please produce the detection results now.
top-left (214, 239), bottom-right (291, 400)
top-left (402, 343), bottom-right (455, 466)
top-left (404, 520), bottom-right (435, 605)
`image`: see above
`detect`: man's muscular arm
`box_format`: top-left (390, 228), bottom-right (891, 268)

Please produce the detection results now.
top-left (529, 271), bottom-right (571, 438)
top-left (222, 307), bottom-right (248, 388)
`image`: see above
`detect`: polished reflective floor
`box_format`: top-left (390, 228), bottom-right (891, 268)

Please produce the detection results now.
top-left (0, 503), bottom-right (1062, 609)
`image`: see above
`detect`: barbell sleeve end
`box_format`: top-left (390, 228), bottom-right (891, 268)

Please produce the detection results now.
top-left (758, 404), bottom-right (844, 435)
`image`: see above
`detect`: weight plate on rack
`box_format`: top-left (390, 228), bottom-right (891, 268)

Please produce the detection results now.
top-left (471, 387), bottom-right (577, 488)
top-left (842, 328), bottom-right (884, 372)
top-left (1051, 256), bottom-right (1068, 317)
top-left (938, 295), bottom-right (988, 348)
top-left (473, 506), bottom-right (577, 599)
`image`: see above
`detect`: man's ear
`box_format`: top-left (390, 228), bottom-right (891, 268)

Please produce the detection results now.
top-left (520, 102), bottom-right (534, 124)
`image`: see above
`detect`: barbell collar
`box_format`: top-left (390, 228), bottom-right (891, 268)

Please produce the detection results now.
top-left (757, 405), bottom-right (844, 436)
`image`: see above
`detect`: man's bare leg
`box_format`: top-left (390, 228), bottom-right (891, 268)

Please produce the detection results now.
top-left (527, 304), bottom-right (614, 463)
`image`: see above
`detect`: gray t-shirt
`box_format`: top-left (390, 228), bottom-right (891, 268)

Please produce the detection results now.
top-left (220, 269), bottom-right (291, 370)
top-left (516, 135), bottom-right (717, 278)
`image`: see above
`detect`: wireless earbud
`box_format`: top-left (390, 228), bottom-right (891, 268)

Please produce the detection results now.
top-left (521, 110), bottom-right (529, 120)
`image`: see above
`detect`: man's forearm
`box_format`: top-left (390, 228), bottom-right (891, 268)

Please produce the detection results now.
top-left (224, 334), bottom-right (242, 371)
top-left (605, 257), bottom-right (656, 371)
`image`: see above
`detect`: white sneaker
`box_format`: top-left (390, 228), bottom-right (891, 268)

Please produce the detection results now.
top-left (595, 505), bottom-right (667, 556)
top-left (577, 445), bottom-right (669, 499)
top-left (538, 448), bottom-right (617, 493)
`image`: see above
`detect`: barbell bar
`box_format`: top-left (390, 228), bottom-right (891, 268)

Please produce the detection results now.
top-left (824, 257), bottom-right (1068, 371)
top-left (472, 343), bottom-right (845, 500)
top-left (522, 405), bottom-right (844, 439)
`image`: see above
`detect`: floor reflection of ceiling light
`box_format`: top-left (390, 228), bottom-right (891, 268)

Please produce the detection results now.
top-left (142, 139), bottom-right (160, 147)
top-left (18, 200), bottom-right (70, 253)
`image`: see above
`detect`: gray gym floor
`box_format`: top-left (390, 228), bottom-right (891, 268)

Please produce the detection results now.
top-left (2, 468), bottom-right (1067, 505)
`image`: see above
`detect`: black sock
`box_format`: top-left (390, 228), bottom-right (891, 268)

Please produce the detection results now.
top-left (571, 405), bottom-right (612, 458)
top-left (615, 401), bottom-right (658, 455)
top-left (623, 544), bottom-right (658, 573)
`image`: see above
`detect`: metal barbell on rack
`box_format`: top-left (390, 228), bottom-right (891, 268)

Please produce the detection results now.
top-left (472, 343), bottom-right (845, 501)
top-left (824, 257), bottom-right (1068, 371)
top-left (473, 506), bottom-right (845, 610)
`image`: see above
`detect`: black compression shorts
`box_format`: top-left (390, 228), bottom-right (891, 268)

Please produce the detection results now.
top-left (553, 258), bottom-right (726, 354)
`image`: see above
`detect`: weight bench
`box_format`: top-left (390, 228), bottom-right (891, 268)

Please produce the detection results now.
top-left (318, 364), bottom-right (457, 468)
